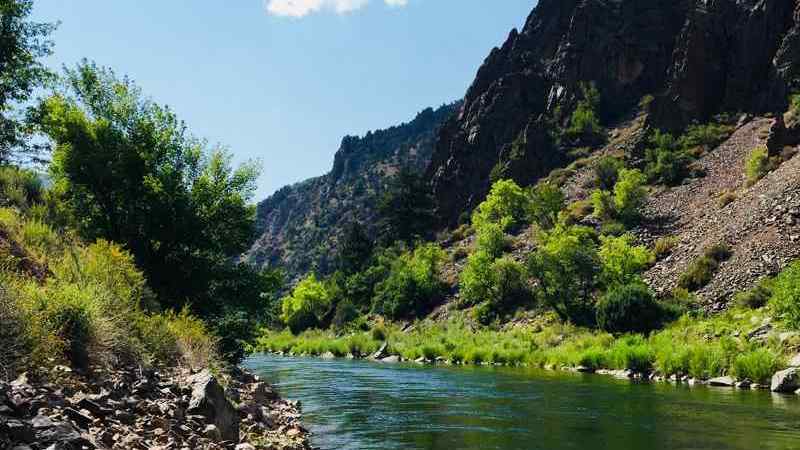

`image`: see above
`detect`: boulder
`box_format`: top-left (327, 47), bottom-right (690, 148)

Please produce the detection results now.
top-left (186, 370), bottom-right (240, 443)
top-left (708, 376), bottom-right (735, 387)
top-left (252, 382), bottom-right (278, 404)
top-left (380, 355), bottom-right (400, 363)
top-left (771, 368), bottom-right (800, 393)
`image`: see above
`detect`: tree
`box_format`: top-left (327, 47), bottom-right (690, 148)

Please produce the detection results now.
top-left (613, 168), bottom-right (647, 224)
top-left (596, 282), bottom-right (663, 334)
top-left (37, 62), bottom-right (266, 316)
top-left (281, 274), bottom-right (332, 334)
top-left (336, 221), bottom-right (373, 274)
top-left (598, 234), bottom-right (654, 288)
top-left (528, 183), bottom-right (564, 230)
top-left (373, 243), bottom-right (446, 320)
top-left (0, 0), bottom-right (56, 163)
top-left (377, 167), bottom-right (435, 245)
top-left (528, 225), bottom-right (599, 326)
top-left (472, 179), bottom-right (529, 232)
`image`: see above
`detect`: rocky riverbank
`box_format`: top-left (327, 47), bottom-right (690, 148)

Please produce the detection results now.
top-left (0, 364), bottom-right (313, 450)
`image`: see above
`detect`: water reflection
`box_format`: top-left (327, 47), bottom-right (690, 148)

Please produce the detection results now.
top-left (244, 355), bottom-right (800, 450)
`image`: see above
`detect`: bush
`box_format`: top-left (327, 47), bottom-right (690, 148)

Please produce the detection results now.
top-left (459, 250), bottom-right (495, 307)
top-left (596, 283), bottom-right (664, 334)
top-left (653, 236), bottom-right (678, 260)
top-left (679, 122), bottom-right (733, 151)
top-left (472, 179), bottom-right (529, 232)
top-left (0, 166), bottom-right (43, 210)
top-left (373, 244), bottom-right (446, 320)
top-left (281, 274), bottom-right (332, 334)
top-left (745, 146), bottom-right (777, 186)
top-left (590, 189), bottom-right (615, 222)
top-left (769, 261), bottom-right (800, 329)
top-left (165, 308), bottom-right (218, 370)
top-left (564, 82), bottom-right (605, 145)
top-left (677, 244), bottom-right (731, 292)
top-left (645, 131), bottom-right (692, 185)
top-left (733, 349), bottom-right (779, 384)
top-left (718, 191), bottom-right (737, 208)
top-left (599, 221), bottom-right (627, 237)
top-left (528, 183), bottom-right (565, 230)
top-left (613, 169), bottom-right (648, 223)
top-left (559, 200), bottom-right (593, 225)
top-left (598, 234), bottom-right (654, 288)
top-left (594, 156), bottom-right (624, 190)
top-left (332, 299), bottom-right (359, 330)
top-left (475, 222), bottom-right (508, 258)
top-left (734, 283), bottom-right (772, 309)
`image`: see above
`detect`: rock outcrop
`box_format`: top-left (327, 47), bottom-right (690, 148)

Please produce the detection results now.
top-left (428, 0), bottom-right (800, 224)
top-left (246, 103), bottom-right (457, 281)
top-left (0, 366), bottom-right (311, 450)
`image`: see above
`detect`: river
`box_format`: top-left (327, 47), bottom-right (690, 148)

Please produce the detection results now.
top-left (244, 354), bottom-right (800, 450)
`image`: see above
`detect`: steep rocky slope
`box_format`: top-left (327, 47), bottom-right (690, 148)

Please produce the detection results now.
top-left (428, 0), bottom-right (800, 224)
top-left (246, 104), bottom-right (457, 280)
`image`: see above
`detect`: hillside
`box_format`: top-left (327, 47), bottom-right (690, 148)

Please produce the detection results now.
top-left (428, 0), bottom-right (800, 224)
top-left (246, 103), bottom-right (458, 280)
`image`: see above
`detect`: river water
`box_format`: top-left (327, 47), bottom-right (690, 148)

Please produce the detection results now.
top-left (244, 354), bottom-right (800, 450)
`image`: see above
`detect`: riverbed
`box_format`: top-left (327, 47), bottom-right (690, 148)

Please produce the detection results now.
top-left (244, 354), bottom-right (800, 450)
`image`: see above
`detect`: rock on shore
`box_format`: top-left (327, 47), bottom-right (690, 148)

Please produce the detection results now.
top-left (0, 365), bottom-right (313, 450)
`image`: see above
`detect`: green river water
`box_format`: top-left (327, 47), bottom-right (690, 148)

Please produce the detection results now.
top-left (245, 354), bottom-right (800, 450)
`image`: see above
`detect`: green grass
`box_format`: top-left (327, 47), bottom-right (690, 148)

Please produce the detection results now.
top-left (253, 307), bottom-right (790, 382)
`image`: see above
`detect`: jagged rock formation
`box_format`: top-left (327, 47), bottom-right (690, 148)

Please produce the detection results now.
top-left (246, 104), bottom-right (458, 280)
top-left (428, 0), bottom-right (800, 224)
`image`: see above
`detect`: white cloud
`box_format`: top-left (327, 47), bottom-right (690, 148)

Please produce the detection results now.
top-left (265, 0), bottom-right (408, 17)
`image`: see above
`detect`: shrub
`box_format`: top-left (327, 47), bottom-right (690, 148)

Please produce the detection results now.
top-left (679, 122), bottom-right (733, 151)
top-left (598, 234), bottom-right (654, 287)
top-left (560, 200), bottom-right (593, 225)
top-left (653, 236), bottom-right (678, 260)
top-left (733, 349), bottom-right (779, 384)
top-left (594, 156), bottom-right (624, 190)
top-left (0, 283), bottom-right (30, 380)
top-left (373, 243), bottom-right (446, 320)
top-left (528, 225), bottom-right (599, 326)
top-left (488, 257), bottom-right (532, 312)
top-left (528, 183), bottom-right (565, 230)
top-left (745, 146), bottom-right (778, 186)
top-left (281, 274), bottom-right (332, 334)
top-left (613, 169), bottom-right (648, 223)
top-left (332, 299), bottom-right (359, 330)
top-left (718, 191), bottom-right (737, 208)
top-left (769, 261), bottom-right (800, 329)
top-left (733, 283), bottom-right (772, 309)
top-left (564, 82), bottom-right (605, 145)
top-left (596, 283), bottom-right (664, 334)
top-left (590, 189), bottom-right (615, 222)
top-left (600, 221), bottom-right (627, 237)
top-left (472, 179), bottom-right (529, 231)
top-left (460, 250), bottom-right (494, 307)
top-left (0, 166), bottom-right (43, 210)
top-left (645, 131), bottom-right (692, 185)
top-left (678, 244), bottom-right (731, 292)
top-left (475, 222), bottom-right (508, 259)
top-left (165, 308), bottom-right (218, 370)
top-left (212, 309), bottom-right (256, 364)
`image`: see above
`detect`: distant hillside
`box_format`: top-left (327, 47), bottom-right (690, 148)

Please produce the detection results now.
top-left (428, 0), bottom-right (800, 223)
top-left (246, 103), bottom-right (458, 280)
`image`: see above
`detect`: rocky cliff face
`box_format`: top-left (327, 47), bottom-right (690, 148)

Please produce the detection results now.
top-left (428, 0), bottom-right (800, 224)
top-left (246, 104), bottom-right (457, 280)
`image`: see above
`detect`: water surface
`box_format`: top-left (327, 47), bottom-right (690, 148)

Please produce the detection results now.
top-left (245, 354), bottom-right (800, 450)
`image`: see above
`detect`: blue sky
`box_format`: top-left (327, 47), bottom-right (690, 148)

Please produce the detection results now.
top-left (32, 0), bottom-right (535, 200)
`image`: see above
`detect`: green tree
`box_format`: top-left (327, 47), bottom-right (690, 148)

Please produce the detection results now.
top-left (528, 183), bottom-right (564, 230)
top-left (472, 179), bottom-right (529, 231)
top-left (598, 234), bottom-right (654, 287)
top-left (337, 221), bottom-right (373, 274)
top-left (378, 167), bottom-right (435, 244)
top-left (373, 243), bottom-right (446, 320)
top-left (564, 82), bottom-right (604, 145)
top-left (37, 62), bottom-right (265, 317)
top-left (596, 282), bottom-right (663, 334)
top-left (0, 0), bottom-right (55, 163)
top-left (528, 225), bottom-right (599, 325)
top-left (281, 274), bottom-right (332, 334)
top-left (613, 168), bottom-right (647, 224)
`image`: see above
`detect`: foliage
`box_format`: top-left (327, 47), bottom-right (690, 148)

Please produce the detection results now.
top-left (612, 169), bottom-right (648, 224)
top-left (373, 243), bottom-right (446, 320)
top-left (0, 0), bottom-right (56, 163)
top-left (336, 221), bottom-right (373, 274)
top-left (732, 349), bottom-right (779, 384)
top-left (596, 283), bottom-right (664, 334)
top-left (598, 234), bottom-right (654, 287)
top-left (377, 167), bottom-right (435, 244)
top-left (594, 156), bottom-right (623, 191)
top-left (472, 179), bottom-right (529, 232)
top-left (733, 282), bottom-right (772, 309)
top-left (564, 82), bottom-right (604, 145)
top-left (769, 261), bottom-right (800, 329)
top-left (745, 146), bottom-right (777, 186)
top-left (37, 61), bottom-right (267, 319)
top-left (591, 168), bottom-right (647, 225)
top-left (653, 236), bottom-right (678, 260)
top-left (459, 250), bottom-right (494, 307)
top-left (475, 221), bottom-right (508, 259)
top-left (332, 299), bottom-right (359, 330)
top-left (528, 183), bottom-right (565, 230)
top-left (281, 274), bottom-right (332, 334)
top-left (644, 123), bottom-right (732, 186)
top-left (0, 166), bottom-right (42, 209)
top-left (528, 225), bottom-right (599, 325)
top-left (559, 200), bottom-right (593, 226)
top-left (678, 244), bottom-right (732, 292)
